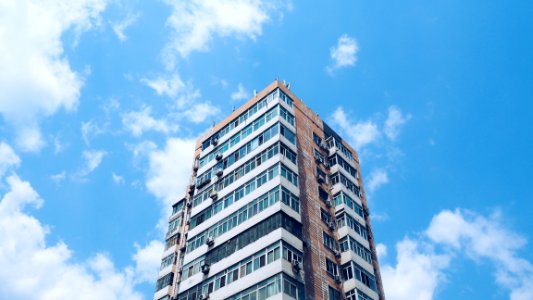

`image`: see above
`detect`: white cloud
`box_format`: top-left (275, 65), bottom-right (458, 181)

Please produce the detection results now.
top-left (382, 238), bottom-right (451, 300)
top-left (175, 84), bottom-right (202, 109)
top-left (0, 142), bottom-right (20, 178)
top-left (426, 209), bottom-right (533, 300)
top-left (327, 34), bottom-right (358, 74)
top-left (382, 209), bottom-right (533, 300)
top-left (76, 150), bottom-right (106, 178)
top-left (112, 13), bottom-right (139, 42)
top-left (16, 126), bottom-right (46, 153)
top-left (141, 74), bottom-right (185, 98)
top-left (128, 140), bottom-right (157, 160)
top-left (385, 106), bottom-right (410, 141)
top-left (329, 105), bottom-right (410, 150)
top-left (0, 0), bottom-right (108, 152)
top-left (367, 168), bottom-right (389, 193)
top-left (181, 102), bottom-right (220, 124)
top-left (81, 120), bottom-right (106, 146)
top-left (162, 0), bottom-right (290, 68)
top-left (133, 240), bottom-right (164, 284)
top-left (112, 172), bottom-right (125, 185)
top-left (0, 174), bottom-right (147, 300)
top-left (231, 83), bottom-right (250, 101)
top-left (376, 243), bottom-right (387, 261)
top-left (331, 107), bottom-right (380, 149)
top-left (146, 137), bottom-right (195, 210)
top-left (51, 171), bottom-right (67, 184)
top-left (53, 135), bottom-right (67, 154)
top-left (83, 150), bottom-right (106, 173)
top-left (122, 106), bottom-right (178, 137)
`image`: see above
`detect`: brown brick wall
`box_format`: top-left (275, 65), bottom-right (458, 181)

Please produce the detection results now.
top-left (291, 85), bottom-right (385, 300)
top-left (293, 99), bottom-right (342, 300)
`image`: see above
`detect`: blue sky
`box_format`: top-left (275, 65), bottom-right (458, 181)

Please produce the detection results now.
top-left (0, 0), bottom-right (532, 299)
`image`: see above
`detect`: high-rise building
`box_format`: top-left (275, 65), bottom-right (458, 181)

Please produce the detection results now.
top-left (154, 81), bottom-right (386, 300)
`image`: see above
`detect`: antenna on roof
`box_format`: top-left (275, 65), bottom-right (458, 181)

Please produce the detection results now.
top-left (283, 80), bottom-right (287, 85)
top-left (212, 121), bottom-right (216, 128)
top-left (232, 106), bottom-right (235, 112)
top-left (253, 89), bottom-right (257, 97)
top-left (287, 82), bottom-right (291, 89)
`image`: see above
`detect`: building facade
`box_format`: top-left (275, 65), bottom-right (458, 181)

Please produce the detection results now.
top-left (154, 81), bottom-right (386, 300)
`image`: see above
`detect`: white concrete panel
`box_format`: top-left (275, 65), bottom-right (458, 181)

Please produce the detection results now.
top-left (153, 286), bottom-right (171, 300)
top-left (183, 203), bottom-right (284, 265)
top-left (209, 262), bottom-right (282, 299)
top-left (329, 164), bottom-right (359, 188)
top-left (158, 264), bottom-right (174, 278)
top-left (161, 245), bottom-right (177, 259)
top-left (336, 226), bottom-right (371, 250)
top-left (280, 177), bottom-right (300, 198)
top-left (342, 278), bottom-right (379, 300)
top-left (188, 177), bottom-right (282, 238)
top-left (334, 203), bottom-right (366, 226)
top-left (340, 251), bottom-right (375, 275)
top-left (331, 183), bottom-right (364, 212)
top-left (179, 228), bottom-right (304, 293)
top-left (190, 152), bottom-right (282, 219)
top-left (199, 97), bottom-right (281, 160)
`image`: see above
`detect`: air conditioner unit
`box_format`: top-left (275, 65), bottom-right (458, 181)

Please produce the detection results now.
top-left (180, 245), bottom-right (186, 252)
top-left (334, 275), bottom-right (342, 283)
top-left (193, 160), bottom-right (199, 171)
top-left (201, 263), bottom-right (210, 274)
top-left (211, 138), bottom-right (218, 146)
top-left (320, 141), bottom-right (328, 150)
top-left (186, 200), bottom-right (192, 208)
top-left (206, 236), bottom-right (215, 246)
top-left (215, 168), bottom-right (223, 177)
top-left (177, 266), bottom-right (182, 274)
top-left (215, 153), bottom-right (223, 161)
top-left (199, 293), bottom-right (209, 300)
top-left (292, 260), bottom-right (301, 271)
top-left (209, 191), bottom-right (218, 200)
top-left (317, 174), bottom-right (325, 183)
top-left (334, 250), bottom-right (341, 258)
top-left (323, 162), bottom-right (330, 169)
top-left (325, 199), bottom-right (332, 208)
top-left (328, 221), bottom-right (335, 231)
top-left (315, 157), bottom-right (323, 164)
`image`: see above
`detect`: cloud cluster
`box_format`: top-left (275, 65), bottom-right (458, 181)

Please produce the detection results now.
top-left (330, 106), bottom-right (410, 194)
top-left (331, 106), bottom-right (410, 150)
top-left (0, 142), bottom-right (160, 299)
top-left (0, 142), bottom-right (20, 178)
top-left (385, 106), bottom-right (411, 141)
top-left (231, 83), bottom-right (250, 101)
top-left (366, 168), bottom-right (389, 193)
top-left (112, 13), bottom-right (139, 42)
top-left (382, 209), bottom-right (533, 300)
top-left (140, 74), bottom-right (220, 125)
top-left (0, 0), bottom-right (108, 152)
top-left (162, 0), bottom-right (276, 65)
top-left (122, 106), bottom-right (178, 137)
top-left (141, 74), bottom-right (185, 98)
top-left (146, 138), bottom-right (196, 209)
top-left (327, 34), bottom-right (359, 74)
